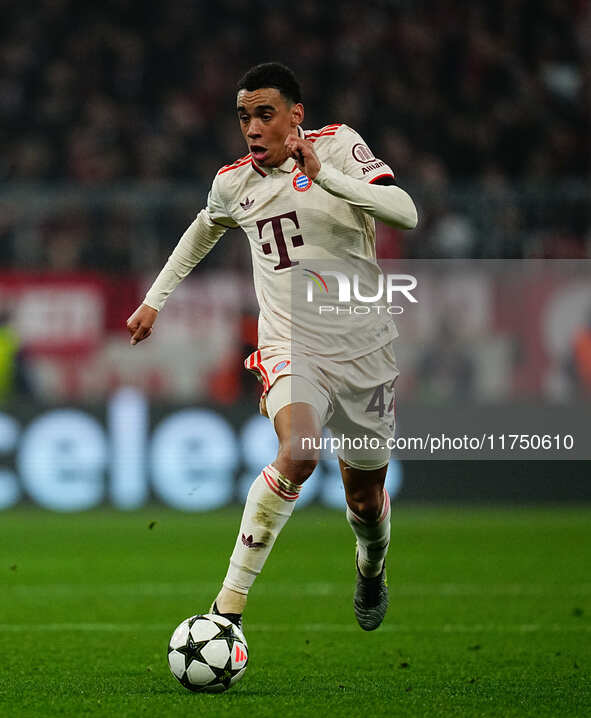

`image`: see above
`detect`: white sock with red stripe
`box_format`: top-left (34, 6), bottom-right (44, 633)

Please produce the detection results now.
top-left (221, 464), bottom-right (301, 600)
top-left (346, 489), bottom-right (391, 578)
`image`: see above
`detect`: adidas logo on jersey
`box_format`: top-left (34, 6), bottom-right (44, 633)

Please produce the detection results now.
top-left (240, 196), bottom-right (255, 210)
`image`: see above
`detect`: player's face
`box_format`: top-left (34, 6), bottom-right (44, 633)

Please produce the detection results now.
top-left (237, 88), bottom-right (304, 167)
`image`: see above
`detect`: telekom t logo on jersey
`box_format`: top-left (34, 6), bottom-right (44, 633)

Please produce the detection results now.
top-left (304, 269), bottom-right (418, 305)
top-left (257, 211), bottom-right (303, 270)
top-left (255, 211), bottom-right (419, 307)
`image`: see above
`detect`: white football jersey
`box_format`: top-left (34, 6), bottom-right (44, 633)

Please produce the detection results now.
top-left (206, 124), bottom-right (398, 360)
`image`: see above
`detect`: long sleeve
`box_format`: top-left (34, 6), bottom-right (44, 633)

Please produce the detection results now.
top-left (143, 209), bottom-right (229, 311)
top-left (314, 164), bottom-right (418, 230)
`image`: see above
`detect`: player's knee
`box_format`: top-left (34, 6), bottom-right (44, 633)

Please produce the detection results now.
top-left (346, 490), bottom-right (382, 522)
top-left (276, 434), bottom-right (320, 484)
top-left (291, 456), bottom-right (318, 485)
top-left (276, 453), bottom-right (318, 484)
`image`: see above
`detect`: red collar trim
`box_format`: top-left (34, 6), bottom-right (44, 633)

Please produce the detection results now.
top-left (251, 159), bottom-right (267, 177)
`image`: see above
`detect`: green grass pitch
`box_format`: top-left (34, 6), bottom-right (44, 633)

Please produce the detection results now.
top-left (1, 505), bottom-right (590, 717)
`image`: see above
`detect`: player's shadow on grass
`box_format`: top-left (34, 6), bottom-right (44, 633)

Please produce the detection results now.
top-left (148, 678), bottom-right (282, 697)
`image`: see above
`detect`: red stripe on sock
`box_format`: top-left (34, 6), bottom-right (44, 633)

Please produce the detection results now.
top-left (262, 469), bottom-right (299, 501)
top-left (379, 490), bottom-right (391, 522)
top-left (263, 469), bottom-right (299, 498)
top-left (262, 472), bottom-right (298, 502)
top-left (347, 507), bottom-right (366, 525)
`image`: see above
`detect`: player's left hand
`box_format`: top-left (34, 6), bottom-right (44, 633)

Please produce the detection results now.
top-left (284, 135), bottom-right (321, 179)
top-left (126, 303), bottom-right (158, 346)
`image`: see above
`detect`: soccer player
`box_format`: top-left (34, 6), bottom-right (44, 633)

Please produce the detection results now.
top-left (127, 63), bottom-right (417, 632)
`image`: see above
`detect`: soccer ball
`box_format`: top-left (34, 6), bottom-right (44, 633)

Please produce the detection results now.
top-left (167, 614), bottom-right (248, 693)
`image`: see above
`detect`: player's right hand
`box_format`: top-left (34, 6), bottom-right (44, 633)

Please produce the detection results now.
top-left (126, 303), bottom-right (158, 346)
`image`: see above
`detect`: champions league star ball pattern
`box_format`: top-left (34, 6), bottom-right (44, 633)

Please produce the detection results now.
top-left (167, 614), bottom-right (248, 692)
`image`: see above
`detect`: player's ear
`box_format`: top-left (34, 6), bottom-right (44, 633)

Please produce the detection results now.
top-left (291, 102), bottom-right (304, 127)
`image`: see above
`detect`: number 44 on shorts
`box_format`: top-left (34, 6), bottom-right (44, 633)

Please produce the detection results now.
top-left (365, 379), bottom-right (396, 418)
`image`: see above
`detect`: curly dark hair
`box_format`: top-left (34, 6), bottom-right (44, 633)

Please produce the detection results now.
top-left (237, 62), bottom-right (302, 104)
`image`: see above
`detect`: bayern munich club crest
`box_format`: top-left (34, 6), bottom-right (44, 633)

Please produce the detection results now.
top-left (272, 360), bottom-right (290, 373)
top-left (293, 173), bottom-right (312, 192)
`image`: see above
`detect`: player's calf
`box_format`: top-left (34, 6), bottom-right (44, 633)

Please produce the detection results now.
top-left (341, 461), bottom-right (391, 629)
top-left (348, 489), bottom-right (391, 630)
top-left (273, 402), bottom-right (322, 484)
top-left (215, 403), bottom-right (322, 616)
top-left (216, 462), bottom-right (302, 615)
top-left (346, 488), bottom-right (391, 578)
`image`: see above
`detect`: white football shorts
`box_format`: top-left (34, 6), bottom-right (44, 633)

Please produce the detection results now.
top-left (244, 344), bottom-right (399, 470)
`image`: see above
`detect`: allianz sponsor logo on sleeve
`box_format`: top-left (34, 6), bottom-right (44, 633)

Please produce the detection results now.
top-left (351, 144), bottom-right (386, 174)
top-left (303, 268), bottom-right (418, 316)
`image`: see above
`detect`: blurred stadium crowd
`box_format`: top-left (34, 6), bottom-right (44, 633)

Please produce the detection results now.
top-left (1, 0), bottom-right (590, 271)
top-left (3, 0), bottom-right (590, 182)
top-left (1, 0), bottom-right (591, 405)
